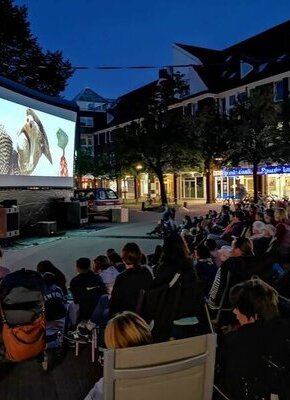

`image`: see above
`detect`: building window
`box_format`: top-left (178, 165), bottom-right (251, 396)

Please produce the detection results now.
top-left (80, 134), bottom-right (94, 156)
top-left (229, 95), bottom-right (236, 106)
top-left (274, 80), bottom-right (284, 102)
top-left (80, 117), bottom-right (94, 127)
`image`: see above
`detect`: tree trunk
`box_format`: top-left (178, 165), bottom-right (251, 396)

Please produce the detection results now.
top-left (253, 162), bottom-right (258, 203)
top-left (155, 168), bottom-right (168, 205)
top-left (205, 161), bottom-right (213, 204)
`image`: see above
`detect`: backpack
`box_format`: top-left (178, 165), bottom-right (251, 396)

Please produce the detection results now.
top-left (136, 273), bottom-right (181, 342)
top-left (2, 314), bottom-right (46, 362)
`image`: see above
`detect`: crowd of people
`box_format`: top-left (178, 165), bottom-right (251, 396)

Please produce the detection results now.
top-left (1, 200), bottom-right (290, 399)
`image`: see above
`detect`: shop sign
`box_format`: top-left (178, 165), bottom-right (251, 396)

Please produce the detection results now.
top-left (222, 164), bottom-right (290, 176)
top-left (259, 165), bottom-right (290, 174)
top-left (222, 167), bottom-right (252, 176)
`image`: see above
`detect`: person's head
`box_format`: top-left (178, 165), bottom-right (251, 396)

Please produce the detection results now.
top-left (183, 215), bottom-right (191, 223)
top-left (221, 205), bottom-right (230, 213)
top-left (219, 246), bottom-right (233, 262)
top-left (231, 237), bottom-right (253, 257)
top-left (234, 202), bottom-right (242, 211)
top-left (76, 257), bottom-right (91, 273)
top-left (106, 248), bottom-right (116, 257)
top-left (262, 224), bottom-right (276, 238)
top-left (264, 208), bottom-right (275, 224)
top-left (121, 243), bottom-right (142, 268)
top-left (232, 211), bottom-right (244, 223)
top-left (161, 234), bottom-right (189, 265)
top-left (255, 211), bottom-right (264, 222)
top-left (37, 260), bottom-right (61, 276)
top-left (252, 221), bottom-right (266, 236)
top-left (105, 311), bottom-right (152, 349)
top-left (93, 255), bottom-right (110, 272)
top-left (108, 252), bottom-right (123, 264)
top-left (230, 278), bottom-right (280, 325)
top-left (205, 238), bottom-right (217, 252)
top-left (196, 244), bottom-right (211, 259)
top-left (274, 208), bottom-right (287, 223)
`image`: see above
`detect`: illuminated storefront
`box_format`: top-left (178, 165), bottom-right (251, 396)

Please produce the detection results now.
top-left (214, 165), bottom-right (290, 199)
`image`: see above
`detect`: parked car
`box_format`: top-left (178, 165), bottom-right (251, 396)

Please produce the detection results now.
top-left (74, 188), bottom-right (121, 221)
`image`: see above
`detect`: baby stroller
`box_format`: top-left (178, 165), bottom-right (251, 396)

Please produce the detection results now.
top-left (0, 269), bottom-right (47, 369)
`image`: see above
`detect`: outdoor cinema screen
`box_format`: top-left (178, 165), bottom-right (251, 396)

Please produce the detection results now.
top-left (0, 84), bottom-right (76, 188)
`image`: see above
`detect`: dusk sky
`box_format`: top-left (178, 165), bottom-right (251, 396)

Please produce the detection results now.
top-left (15, 0), bottom-right (290, 101)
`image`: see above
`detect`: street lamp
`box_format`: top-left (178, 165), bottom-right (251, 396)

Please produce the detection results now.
top-left (134, 164), bottom-right (143, 201)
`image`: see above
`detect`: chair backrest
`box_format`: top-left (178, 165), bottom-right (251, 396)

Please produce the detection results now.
top-left (103, 333), bottom-right (216, 400)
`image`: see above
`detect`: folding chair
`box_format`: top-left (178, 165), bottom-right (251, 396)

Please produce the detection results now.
top-left (75, 326), bottom-right (98, 362)
top-left (103, 333), bottom-right (217, 400)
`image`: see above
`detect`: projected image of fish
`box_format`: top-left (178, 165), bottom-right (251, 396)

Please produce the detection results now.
top-left (17, 109), bottom-right (52, 175)
top-left (0, 124), bottom-right (19, 175)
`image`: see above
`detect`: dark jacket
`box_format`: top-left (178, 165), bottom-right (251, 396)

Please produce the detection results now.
top-left (70, 271), bottom-right (106, 321)
top-left (152, 258), bottom-right (204, 341)
top-left (216, 318), bottom-right (290, 399)
top-left (212, 256), bottom-right (261, 308)
top-left (109, 265), bottom-right (153, 316)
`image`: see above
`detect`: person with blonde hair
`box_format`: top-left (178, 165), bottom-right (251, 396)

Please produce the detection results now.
top-left (84, 311), bottom-right (152, 400)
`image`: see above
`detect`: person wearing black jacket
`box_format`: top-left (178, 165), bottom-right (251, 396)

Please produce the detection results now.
top-left (216, 279), bottom-right (290, 400)
top-left (152, 234), bottom-right (205, 342)
top-left (70, 257), bottom-right (106, 322)
top-left (109, 243), bottom-right (153, 316)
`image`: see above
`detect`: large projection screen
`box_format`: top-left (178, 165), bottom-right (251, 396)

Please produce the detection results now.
top-left (0, 85), bottom-right (76, 188)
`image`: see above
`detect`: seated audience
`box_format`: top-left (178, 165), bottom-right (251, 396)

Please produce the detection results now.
top-left (151, 234), bottom-right (205, 342)
top-left (205, 239), bottom-right (222, 267)
top-left (264, 208), bottom-right (276, 225)
top-left (208, 211), bottom-right (245, 248)
top-left (194, 244), bottom-right (218, 296)
top-left (70, 257), bottom-right (106, 322)
top-left (109, 243), bottom-right (153, 316)
top-left (208, 237), bottom-right (258, 313)
top-left (84, 311), bottom-right (152, 400)
top-left (93, 255), bottom-right (119, 286)
top-left (37, 260), bottom-right (68, 295)
top-left (107, 251), bottom-right (125, 273)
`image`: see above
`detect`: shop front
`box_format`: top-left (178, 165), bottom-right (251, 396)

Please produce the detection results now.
top-left (214, 165), bottom-right (290, 200)
top-left (181, 172), bottom-right (206, 200)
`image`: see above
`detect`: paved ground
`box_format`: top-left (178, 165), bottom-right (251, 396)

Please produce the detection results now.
top-left (1, 203), bottom-right (218, 282)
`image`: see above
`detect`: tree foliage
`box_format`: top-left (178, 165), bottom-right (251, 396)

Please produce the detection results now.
top-left (114, 72), bottom-right (197, 204)
top-left (227, 85), bottom-right (281, 201)
top-left (0, 0), bottom-right (73, 96)
top-left (191, 100), bottom-right (230, 202)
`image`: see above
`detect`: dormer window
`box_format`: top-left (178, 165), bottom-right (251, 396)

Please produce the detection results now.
top-left (258, 63), bottom-right (268, 72)
top-left (240, 61), bottom-right (253, 79)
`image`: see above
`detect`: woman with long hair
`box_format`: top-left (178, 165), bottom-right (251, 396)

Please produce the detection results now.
top-left (151, 234), bottom-right (205, 342)
top-left (109, 243), bottom-right (153, 317)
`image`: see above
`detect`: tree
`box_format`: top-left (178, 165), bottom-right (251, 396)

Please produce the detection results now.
top-left (114, 72), bottom-right (197, 205)
top-left (192, 100), bottom-right (230, 203)
top-left (228, 86), bottom-right (281, 202)
top-left (0, 0), bottom-right (73, 96)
